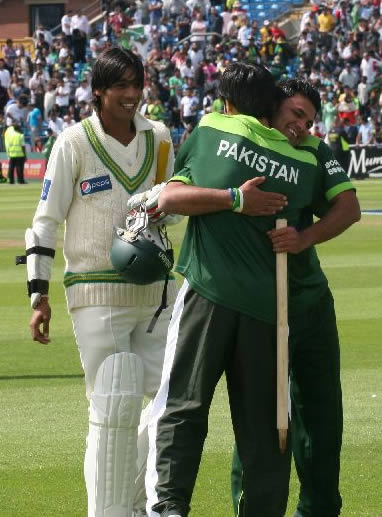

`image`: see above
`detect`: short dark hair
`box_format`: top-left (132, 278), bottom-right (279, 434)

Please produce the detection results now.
top-left (276, 78), bottom-right (321, 116)
top-left (218, 62), bottom-right (276, 120)
top-left (91, 47), bottom-right (144, 112)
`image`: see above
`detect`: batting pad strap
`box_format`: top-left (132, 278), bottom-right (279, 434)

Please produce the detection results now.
top-left (26, 246), bottom-right (56, 258)
top-left (27, 279), bottom-right (49, 297)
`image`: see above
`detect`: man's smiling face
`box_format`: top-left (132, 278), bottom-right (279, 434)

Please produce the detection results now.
top-left (273, 93), bottom-right (317, 146)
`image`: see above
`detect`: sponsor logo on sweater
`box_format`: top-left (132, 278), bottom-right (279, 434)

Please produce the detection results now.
top-left (80, 175), bottom-right (112, 196)
top-left (216, 140), bottom-right (299, 184)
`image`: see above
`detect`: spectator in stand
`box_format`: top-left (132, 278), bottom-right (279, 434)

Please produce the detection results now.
top-left (147, 96), bottom-right (166, 120)
top-left (202, 85), bottom-right (215, 115)
top-left (356, 114), bottom-right (376, 144)
top-left (55, 78), bottom-right (70, 116)
top-left (48, 109), bottom-right (64, 135)
top-left (78, 99), bottom-right (92, 119)
top-left (33, 84), bottom-right (45, 118)
top-left (62, 113), bottom-right (76, 130)
top-left (71, 10), bottom-right (90, 37)
top-left (89, 31), bottom-right (106, 60)
top-left (34, 25), bottom-right (53, 47)
top-left (168, 67), bottom-right (184, 96)
top-left (44, 81), bottom-right (57, 121)
top-left (339, 62), bottom-right (359, 89)
top-left (360, 50), bottom-right (380, 83)
top-left (338, 91), bottom-right (358, 125)
top-left (41, 127), bottom-right (56, 161)
top-left (109, 2), bottom-right (131, 36)
top-left (34, 137), bottom-right (43, 153)
top-left (358, 75), bottom-right (370, 114)
top-left (300, 7), bottom-right (318, 32)
top-left (238, 17), bottom-right (252, 48)
top-left (327, 116), bottom-right (352, 170)
top-left (194, 59), bottom-right (206, 102)
top-left (0, 84), bottom-right (9, 113)
top-left (75, 78), bottom-right (92, 105)
top-left (321, 90), bottom-right (338, 133)
top-left (175, 6), bottom-right (191, 41)
top-left (180, 85), bottom-right (198, 127)
top-left (61, 9), bottom-right (73, 48)
top-left (0, 59), bottom-right (11, 90)
top-left (342, 117), bottom-right (359, 145)
top-left (148, 0), bottom-right (163, 27)
top-left (29, 68), bottom-right (46, 105)
top-left (5, 94), bottom-right (28, 127)
top-left (165, 0), bottom-right (186, 23)
top-left (318, 6), bottom-right (336, 50)
top-left (2, 39), bottom-right (17, 74)
top-left (26, 102), bottom-right (42, 150)
top-left (168, 85), bottom-right (183, 127)
top-left (72, 28), bottom-right (87, 63)
top-left (188, 41), bottom-right (203, 68)
top-left (13, 77), bottom-right (30, 101)
top-left (208, 6), bottom-right (223, 37)
top-left (190, 11), bottom-right (208, 46)
top-left (35, 33), bottom-right (50, 62)
top-left (180, 57), bottom-right (194, 80)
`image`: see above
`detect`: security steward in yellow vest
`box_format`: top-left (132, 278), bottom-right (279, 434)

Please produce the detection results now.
top-left (4, 123), bottom-right (27, 184)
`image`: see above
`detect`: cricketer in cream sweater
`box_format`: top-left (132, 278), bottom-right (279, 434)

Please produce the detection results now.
top-left (27, 48), bottom-right (177, 517)
top-left (32, 110), bottom-right (177, 311)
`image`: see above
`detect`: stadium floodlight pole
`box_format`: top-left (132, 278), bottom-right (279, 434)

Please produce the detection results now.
top-left (276, 218), bottom-right (288, 454)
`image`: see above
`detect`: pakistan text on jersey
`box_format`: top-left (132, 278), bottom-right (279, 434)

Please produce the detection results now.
top-left (216, 139), bottom-right (299, 184)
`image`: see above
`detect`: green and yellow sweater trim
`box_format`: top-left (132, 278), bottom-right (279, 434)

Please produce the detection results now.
top-left (81, 118), bottom-right (155, 194)
top-left (64, 270), bottom-right (175, 288)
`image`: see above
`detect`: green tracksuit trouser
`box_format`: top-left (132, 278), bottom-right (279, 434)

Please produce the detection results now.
top-left (231, 289), bottom-right (343, 517)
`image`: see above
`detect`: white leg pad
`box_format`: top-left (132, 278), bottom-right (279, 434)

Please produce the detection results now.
top-left (85, 352), bottom-right (144, 517)
top-left (133, 401), bottom-right (152, 513)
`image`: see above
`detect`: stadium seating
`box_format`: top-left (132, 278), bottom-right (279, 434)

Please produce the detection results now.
top-left (245, 0), bottom-right (299, 23)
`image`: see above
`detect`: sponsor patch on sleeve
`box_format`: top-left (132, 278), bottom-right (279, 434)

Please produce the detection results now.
top-left (41, 179), bottom-right (52, 200)
top-left (80, 175), bottom-right (112, 196)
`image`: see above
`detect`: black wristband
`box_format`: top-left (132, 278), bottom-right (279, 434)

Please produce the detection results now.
top-left (27, 279), bottom-right (49, 297)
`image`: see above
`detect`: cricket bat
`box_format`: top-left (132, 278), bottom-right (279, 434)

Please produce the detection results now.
top-left (276, 218), bottom-right (288, 453)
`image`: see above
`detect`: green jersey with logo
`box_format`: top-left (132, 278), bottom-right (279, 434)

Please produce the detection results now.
top-left (172, 113), bottom-right (322, 324)
top-left (288, 135), bottom-right (355, 316)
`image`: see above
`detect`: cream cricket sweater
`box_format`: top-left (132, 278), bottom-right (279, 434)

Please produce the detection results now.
top-left (32, 112), bottom-right (177, 310)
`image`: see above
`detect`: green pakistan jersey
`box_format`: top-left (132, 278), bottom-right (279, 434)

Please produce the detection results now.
top-left (172, 114), bottom-right (355, 324)
top-left (288, 134), bottom-right (355, 317)
top-left (171, 112), bottom-right (319, 324)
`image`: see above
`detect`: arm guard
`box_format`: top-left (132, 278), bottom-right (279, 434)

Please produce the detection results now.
top-left (21, 228), bottom-right (55, 309)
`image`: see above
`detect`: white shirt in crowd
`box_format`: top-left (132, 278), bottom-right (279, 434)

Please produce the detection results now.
top-left (5, 102), bottom-right (28, 126)
top-left (63, 116), bottom-right (76, 130)
top-left (75, 83), bottom-right (93, 104)
top-left (180, 63), bottom-right (194, 79)
top-left (181, 93), bottom-right (198, 117)
top-left (360, 55), bottom-right (380, 84)
top-left (0, 67), bottom-right (11, 89)
top-left (71, 14), bottom-right (90, 35)
top-left (61, 13), bottom-right (72, 35)
top-left (48, 116), bottom-right (64, 135)
top-left (55, 83), bottom-right (71, 107)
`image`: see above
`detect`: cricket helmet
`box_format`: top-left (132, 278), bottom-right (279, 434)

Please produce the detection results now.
top-left (110, 206), bottom-right (173, 285)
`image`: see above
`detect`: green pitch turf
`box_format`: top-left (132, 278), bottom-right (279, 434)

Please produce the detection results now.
top-left (0, 181), bottom-right (381, 516)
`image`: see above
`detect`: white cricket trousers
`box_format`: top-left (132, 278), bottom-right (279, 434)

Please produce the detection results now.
top-left (70, 303), bottom-right (173, 515)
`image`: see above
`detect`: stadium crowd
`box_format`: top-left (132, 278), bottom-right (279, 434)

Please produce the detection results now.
top-left (0, 0), bottom-right (382, 168)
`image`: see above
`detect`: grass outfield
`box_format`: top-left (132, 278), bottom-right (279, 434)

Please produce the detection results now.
top-left (1, 180), bottom-right (381, 516)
